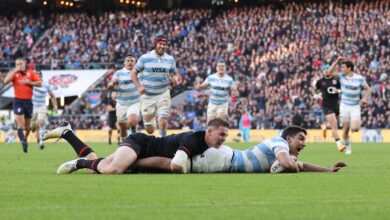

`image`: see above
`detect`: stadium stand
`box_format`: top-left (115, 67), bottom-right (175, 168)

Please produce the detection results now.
top-left (1, 1), bottom-right (389, 129)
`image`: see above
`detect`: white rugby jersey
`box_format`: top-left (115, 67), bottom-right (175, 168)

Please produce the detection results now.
top-left (135, 50), bottom-right (177, 96)
top-left (338, 73), bottom-right (367, 106)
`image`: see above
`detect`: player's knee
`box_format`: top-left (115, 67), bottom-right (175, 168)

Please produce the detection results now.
top-left (100, 165), bottom-right (126, 174)
top-left (351, 127), bottom-right (360, 132)
top-left (170, 163), bottom-right (186, 174)
top-left (145, 125), bottom-right (154, 134)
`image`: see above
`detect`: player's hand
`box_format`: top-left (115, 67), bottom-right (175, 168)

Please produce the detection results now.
top-left (20, 78), bottom-right (31, 85)
top-left (359, 99), bottom-right (367, 106)
top-left (137, 85), bottom-right (147, 95)
top-left (336, 56), bottom-right (345, 63)
top-left (169, 75), bottom-right (180, 86)
top-left (330, 162), bottom-right (347, 172)
top-left (193, 82), bottom-right (200, 91)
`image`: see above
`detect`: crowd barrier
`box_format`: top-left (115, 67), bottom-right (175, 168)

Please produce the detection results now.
top-left (1, 129), bottom-right (388, 143)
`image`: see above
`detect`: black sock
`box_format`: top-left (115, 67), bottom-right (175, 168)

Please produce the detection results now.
top-left (17, 128), bottom-right (26, 142)
top-left (76, 158), bottom-right (104, 173)
top-left (62, 131), bottom-right (94, 157)
top-left (335, 138), bottom-right (340, 142)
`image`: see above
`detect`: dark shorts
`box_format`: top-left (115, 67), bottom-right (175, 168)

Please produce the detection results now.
top-left (108, 113), bottom-right (117, 129)
top-left (120, 133), bottom-right (155, 158)
top-left (13, 99), bottom-right (33, 119)
top-left (323, 104), bottom-right (339, 116)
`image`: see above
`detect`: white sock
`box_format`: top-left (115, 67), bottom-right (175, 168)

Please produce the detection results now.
top-left (39, 126), bottom-right (46, 141)
top-left (336, 140), bottom-right (342, 147)
top-left (344, 138), bottom-right (351, 149)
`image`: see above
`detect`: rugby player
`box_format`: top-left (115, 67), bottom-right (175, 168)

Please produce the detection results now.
top-left (314, 71), bottom-right (344, 151)
top-left (107, 55), bottom-right (140, 141)
top-left (30, 71), bottom-right (57, 149)
top-left (43, 118), bottom-right (229, 174)
top-left (194, 59), bottom-right (238, 122)
top-left (131, 35), bottom-right (180, 137)
top-left (324, 56), bottom-right (370, 154)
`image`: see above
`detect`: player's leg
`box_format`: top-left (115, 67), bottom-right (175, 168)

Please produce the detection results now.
top-left (94, 146), bottom-right (137, 174)
top-left (339, 103), bottom-right (351, 153)
top-left (13, 100), bottom-right (28, 152)
top-left (37, 111), bottom-right (47, 149)
top-left (127, 102), bottom-right (140, 135)
top-left (215, 102), bottom-right (228, 121)
top-left (326, 113), bottom-right (344, 151)
top-left (207, 103), bottom-right (218, 124)
top-left (116, 103), bottom-right (129, 141)
top-left (156, 90), bottom-right (170, 137)
top-left (133, 157), bottom-right (172, 172)
top-left (350, 105), bottom-right (362, 133)
top-left (43, 122), bottom-right (97, 159)
top-left (108, 127), bottom-right (113, 145)
top-left (58, 137), bottom-right (141, 174)
top-left (141, 96), bottom-right (157, 134)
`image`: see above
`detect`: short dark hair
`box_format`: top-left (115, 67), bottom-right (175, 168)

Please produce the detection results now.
top-left (281, 125), bottom-right (307, 140)
top-left (125, 54), bottom-right (136, 59)
top-left (342, 60), bottom-right (354, 71)
top-left (207, 118), bottom-right (230, 128)
top-left (15, 57), bottom-right (26, 62)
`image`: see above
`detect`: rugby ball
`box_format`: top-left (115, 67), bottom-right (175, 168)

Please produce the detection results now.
top-left (269, 156), bottom-right (297, 173)
top-left (269, 160), bottom-right (285, 173)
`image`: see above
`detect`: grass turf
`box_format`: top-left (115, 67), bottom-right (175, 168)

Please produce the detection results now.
top-left (1, 141), bottom-right (390, 219)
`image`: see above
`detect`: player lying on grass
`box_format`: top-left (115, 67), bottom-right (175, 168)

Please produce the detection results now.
top-left (43, 118), bottom-right (229, 174)
top-left (130, 125), bottom-right (347, 174)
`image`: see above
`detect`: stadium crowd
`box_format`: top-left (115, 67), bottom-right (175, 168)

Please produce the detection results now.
top-left (1, 0), bottom-right (389, 130)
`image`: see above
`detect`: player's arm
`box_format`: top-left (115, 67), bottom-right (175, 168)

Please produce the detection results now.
top-left (171, 150), bottom-right (189, 173)
top-left (276, 151), bottom-right (299, 173)
top-left (130, 67), bottom-right (146, 94)
top-left (3, 68), bottom-right (17, 84)
top-left (360, 83), bottom-right (371, 106)
top-left (312, 80), bottom-right (322, 100)
top-left (194, 79), bottom-right (209, 91)
top-left (169, 69), bottom-right (181, 86)
top-left (107, 77), bottom-right (118, 91)
top-left (297, 161), bottom-right (347, 172)
top-left (324, 56), bottom-right (344, 79)
top-left (106, 102), bottom-right (115, 111)
top-left (48, 90), bottom-right (58, 111)
top-left (23, 71), bottom-right (42, 87)
top-left (134, 157), bottom-right (172, 172)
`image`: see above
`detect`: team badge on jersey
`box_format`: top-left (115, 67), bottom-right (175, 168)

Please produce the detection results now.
top-left (332, 79), bottom-right (337, 85)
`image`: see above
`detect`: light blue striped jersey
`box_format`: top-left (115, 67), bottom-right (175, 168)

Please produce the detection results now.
top-left (338, 73), bottom-right (367, 106)
top-left (135, 50), bottom-right (177, 96)
top-left (206, 73), bottom-right (234, 105)
top-left (230, 137), bottom-right (289, 173)
top-left (32, 82), bottom-right (52, 109)
top-left (112, 68), bottom-right (140, 106)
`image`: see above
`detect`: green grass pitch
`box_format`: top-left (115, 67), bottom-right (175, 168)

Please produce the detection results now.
top-left (1, 141), bottom-right (390, 219)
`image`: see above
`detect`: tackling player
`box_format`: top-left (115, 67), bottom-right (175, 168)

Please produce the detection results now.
top-left (43, 118), bottom-right (229, 174)
top-left (194, 59), bottom-right (239, 122)
top-left (324, 56), bottom-right (370, 154)
top-left (314, 71), bottom-right (344, 151)
top-left (131, 35), bottom-right (180, 137)
top-left (3, 58), bottom-right (42, 153)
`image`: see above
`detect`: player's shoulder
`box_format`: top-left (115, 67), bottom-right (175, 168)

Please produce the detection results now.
top-left (224, 74), bottom-right (234, 81)
top-left (267, 137), bottom-right (288, 147)
top-left (162, 52), bottom-right (174, 60)
top-left (353, 73), bottom-right (365, 80)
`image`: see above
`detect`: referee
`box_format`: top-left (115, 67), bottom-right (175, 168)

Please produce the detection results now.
top-left (3, 58), bottom-right (42, 153)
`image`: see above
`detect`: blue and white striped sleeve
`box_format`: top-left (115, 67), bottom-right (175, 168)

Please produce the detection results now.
top-left (135, 57), bottom-right (145, 72)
